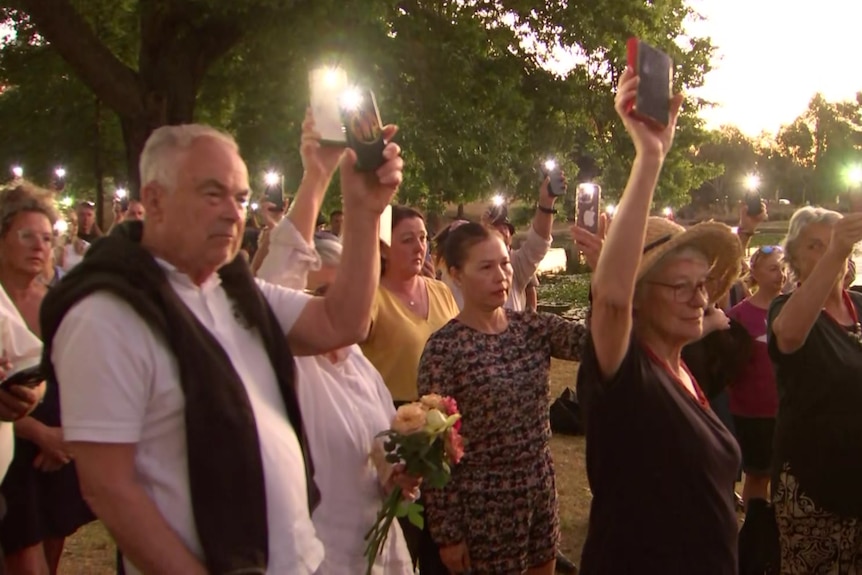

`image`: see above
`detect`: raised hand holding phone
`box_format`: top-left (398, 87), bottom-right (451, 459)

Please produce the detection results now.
top-left (339, 125), bottom-right (402, 216)
top-left (340, 88), bottom-right (387, 173)
top-left (541, 159), bottom-right (567, 197)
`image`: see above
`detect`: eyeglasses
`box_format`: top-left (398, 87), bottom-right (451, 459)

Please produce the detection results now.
top-left (645, 278), bottom-right (717, 303)
top-left (16, 229), bottom-right (54, 248)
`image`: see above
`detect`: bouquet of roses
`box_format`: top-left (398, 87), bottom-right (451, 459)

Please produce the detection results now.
top-left (364, 393), bottom-right (464, 574)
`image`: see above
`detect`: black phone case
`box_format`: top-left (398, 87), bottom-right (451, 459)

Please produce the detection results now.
top-left (0, 365), bottom-right (43, 390)
top-left (264, 187), bottom-right (285, 212)
top-left (745, 192), bottom-right (763, 216)
top-left (341, 90), bottom-right (386, 172)
top-left (635, 41), bottom-right (672, 128)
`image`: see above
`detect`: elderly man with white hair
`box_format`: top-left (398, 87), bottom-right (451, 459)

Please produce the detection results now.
top-left (38, 121), bottom-right (403, 575)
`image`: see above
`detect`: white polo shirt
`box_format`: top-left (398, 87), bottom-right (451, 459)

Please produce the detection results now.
top-left (51, 260), bottom-right (324, 575)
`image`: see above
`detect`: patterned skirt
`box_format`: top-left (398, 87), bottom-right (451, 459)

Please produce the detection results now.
top-left (773, 463), bottom-right (862, 574)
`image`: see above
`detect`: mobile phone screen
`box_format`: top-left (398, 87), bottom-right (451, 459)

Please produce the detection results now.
top-left (309, 67), bottom-right (349, 145)
top-left (629, 40), bottom-right (673, 129)
top-left (576, 184), bottom-right (601, 234)
top-left (341, 89), bottom-right (386, 172)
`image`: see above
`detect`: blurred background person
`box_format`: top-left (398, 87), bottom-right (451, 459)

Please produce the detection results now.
top-left (328, 209), bottom-right (343, 238)
top-left (74, 201), bottom-right (101, 243)
top-left (0, 184), bottom-right (94, 575)
top-left (727, 246), bottom-right (785, 509)
top-left (54, 212), bottom-right (88, 273)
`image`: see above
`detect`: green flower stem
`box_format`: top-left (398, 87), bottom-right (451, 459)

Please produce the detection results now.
top-left (364, 486), bottom-right (403, 575)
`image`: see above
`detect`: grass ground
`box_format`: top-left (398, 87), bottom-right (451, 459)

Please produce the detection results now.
top-left (57, 360), bottom-right (588, 574)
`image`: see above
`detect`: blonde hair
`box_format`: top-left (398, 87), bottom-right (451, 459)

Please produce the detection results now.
top-left (0, 181), bottom-right (59, 236)
top-left (782, 206), bottom-right (841, 279)
top-left (140, 124), bottom-right (239, 191)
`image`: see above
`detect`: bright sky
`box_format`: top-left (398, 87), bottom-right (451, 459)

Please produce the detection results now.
top-left (685, 0), bottom-right (862, 136)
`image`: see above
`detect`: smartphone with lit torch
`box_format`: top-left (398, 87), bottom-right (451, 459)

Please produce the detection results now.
top-left (540, 159), bottom-right (567, 197)
top-left (340, 88), bottom-right (386, 172)
top-left (309, 67), bottom-right (349, 145)
top-left (576, 183), bottom-right (601, 234)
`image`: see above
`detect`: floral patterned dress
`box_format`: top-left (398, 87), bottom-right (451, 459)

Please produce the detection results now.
top-left (417, 309), bottom-right (587, 574)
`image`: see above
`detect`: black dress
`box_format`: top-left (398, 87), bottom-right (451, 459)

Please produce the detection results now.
top-left (577, 334), bottom-right (741, 575)
top-left (0, 362), bottom-right (94, 554)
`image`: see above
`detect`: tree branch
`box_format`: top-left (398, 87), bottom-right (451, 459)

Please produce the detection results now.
top-left (13, 0), bottom-right (143, 118)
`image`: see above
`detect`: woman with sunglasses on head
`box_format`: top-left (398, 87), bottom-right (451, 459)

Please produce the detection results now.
top-left (769, 206), bottom-right (862, 573)
top-left (726, 246), bottom-right (785, 510)
top-left (577, 69), bottom-right (742, 574)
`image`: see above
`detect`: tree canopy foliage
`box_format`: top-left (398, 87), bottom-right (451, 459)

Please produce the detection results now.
top-left (1, 0), bottom-right (725, 216)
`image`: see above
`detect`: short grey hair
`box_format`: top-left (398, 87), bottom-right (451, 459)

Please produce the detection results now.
top-left (139, 124), bottom-right (239, 190)
top-left (783, 206), bottom-right (842, 278)
top-left (314, 236), bottom-right (343, 267)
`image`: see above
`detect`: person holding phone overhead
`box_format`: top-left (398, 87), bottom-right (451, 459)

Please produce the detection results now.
top-left (577, 66), bottom-right (742, 574)
top-left (768, 206), bottom-right (862, 573)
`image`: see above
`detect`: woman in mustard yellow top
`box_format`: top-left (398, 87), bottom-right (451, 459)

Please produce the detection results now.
top-left (362, 206), bottom-right (459, 405)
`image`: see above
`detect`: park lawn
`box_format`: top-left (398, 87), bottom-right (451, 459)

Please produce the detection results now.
top-left (59, 359), bottom-right (590, 574)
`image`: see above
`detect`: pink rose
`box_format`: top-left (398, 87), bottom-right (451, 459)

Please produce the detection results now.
top-left (392, 403), bottom-right (427, 435)
top-left (441, 396), bottom-right (459, 416)
top-left (444, 428), bottom-right (465, 464)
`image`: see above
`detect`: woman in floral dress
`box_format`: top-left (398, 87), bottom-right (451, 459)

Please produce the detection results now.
top-left (417, 222), bottom-right (586, 575)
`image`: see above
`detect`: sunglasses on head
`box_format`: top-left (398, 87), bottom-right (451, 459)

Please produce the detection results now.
top-left (758, 245), bottom-right (783, 255)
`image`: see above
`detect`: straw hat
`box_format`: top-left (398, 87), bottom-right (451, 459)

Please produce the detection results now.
top-left (638, 217), bottom-right (742, 303)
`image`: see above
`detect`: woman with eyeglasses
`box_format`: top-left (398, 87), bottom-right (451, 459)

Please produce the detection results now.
top-left (726, 245), bottom-right (785, 510)
top-left (768, 206), bottom-right (862, 573)
top-left (0, 184), bottom-right (94, 575)
top-left (577, 68), bottom-right (742, 574)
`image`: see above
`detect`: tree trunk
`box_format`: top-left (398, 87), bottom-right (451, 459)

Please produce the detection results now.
top-left (17, 0), bottom-right (243, 193)
top-left (93, 96), bottom-right (106, 228)
top-left (457, 203), bottom-right (465, 218)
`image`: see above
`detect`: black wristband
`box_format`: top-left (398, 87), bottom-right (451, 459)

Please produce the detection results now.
top-left (537, 204), bottom-right (557, 215)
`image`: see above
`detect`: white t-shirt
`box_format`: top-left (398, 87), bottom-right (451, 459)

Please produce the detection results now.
top-left (0, 286), bottom-right (43, 482)
top-left (51, 260), bottom-right (324, 575)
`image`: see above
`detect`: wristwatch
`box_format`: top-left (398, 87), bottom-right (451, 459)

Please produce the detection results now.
top-left (537, 204), bottom-right (557, 215)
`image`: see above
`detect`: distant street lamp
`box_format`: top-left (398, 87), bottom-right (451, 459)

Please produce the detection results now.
top-left (11, 166), bottom-right (23, 178)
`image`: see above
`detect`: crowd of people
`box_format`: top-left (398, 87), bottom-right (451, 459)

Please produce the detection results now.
top-left (0, 64), bottom-right (858, 575)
